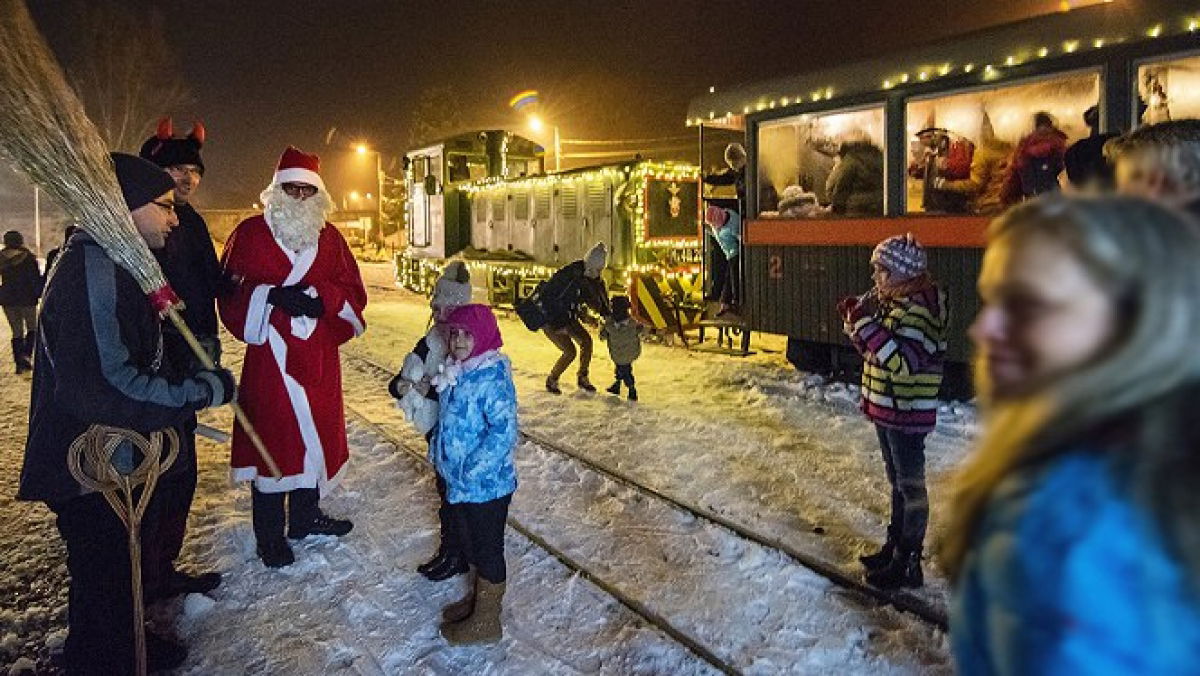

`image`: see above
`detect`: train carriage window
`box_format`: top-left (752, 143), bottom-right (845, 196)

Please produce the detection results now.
top-left (513, 190), bottom-right (530, 220)
top-left (756, 105), bottom-right (885, 219)
top-left (1138, 54), bottom-right (1200, 125)
top-left (905, 70), bottom-right (1099, 216)
top-left (534, 187), bottom-right (551, 220)
top-left (560, 186), bottom-right (579, 219)
top-left (490, 194), bottom-right (506, 221)
top-left (474, 196), bottom-right (488, 223)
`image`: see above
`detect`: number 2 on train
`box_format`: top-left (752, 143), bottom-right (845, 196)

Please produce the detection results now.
top-left (768, 255), bottom-right (783, 280)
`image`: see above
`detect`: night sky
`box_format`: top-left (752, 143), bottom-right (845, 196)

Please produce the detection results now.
top-left (17, 0), bottom-right (1069, 209)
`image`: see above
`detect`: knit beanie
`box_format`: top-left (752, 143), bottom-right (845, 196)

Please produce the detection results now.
top-left (444, 304), bottom-right (503, 359)
top-left (611, 295), bottom-right (631, 321)
top-left (584, 242), bottom-right (608, 277)
top-left (110, 152), bottom-right (175, 211)
top-left (705, 204), bottom-right (729, 229)
top-left (871, 233), bottom-right (927, 281)
top-left (431, 260), bottom-right (472, 309)
top-left (3, 230), bottom-right (22, 248)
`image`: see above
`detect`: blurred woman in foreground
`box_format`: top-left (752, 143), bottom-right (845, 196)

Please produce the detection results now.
top-left (945, 196), bottom-right (1200, 673)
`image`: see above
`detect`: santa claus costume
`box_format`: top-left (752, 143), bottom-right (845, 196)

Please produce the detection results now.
top-left (219, 147), bottom-right (367, 567)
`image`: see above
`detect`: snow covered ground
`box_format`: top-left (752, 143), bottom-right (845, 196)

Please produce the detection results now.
top-left (0, 262), bottom-right (973, 674)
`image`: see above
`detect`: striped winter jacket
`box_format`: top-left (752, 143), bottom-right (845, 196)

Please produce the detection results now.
top-left (846, 283), bottom-right (948, 434)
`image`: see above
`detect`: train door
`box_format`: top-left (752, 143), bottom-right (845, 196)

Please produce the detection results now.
top-left (582, 180), bottom-right (614, 263)
top-left (531, 184), bottom-right (556, 262)
top-left (554, 182), bottom-right (584, 264)
top-left (488, 191), bottom-right (510, 253)
top-left (407, 151), bottom-right (446, 257)
top-left (470, 191), bottom-right (490, 252)
top-left (509, 188), bottom-right (535, 256)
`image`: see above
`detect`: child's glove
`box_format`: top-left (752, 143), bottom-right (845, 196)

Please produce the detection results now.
top-left (836, 296), bottom-right (861, 323)
top-left (388, 374), bottom-right (411, 399)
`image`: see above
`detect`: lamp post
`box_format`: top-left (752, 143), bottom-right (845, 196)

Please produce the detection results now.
top-left (527, 114), bottom-right (561, 172)
top-left (355, 143), bottom-right (384, 249)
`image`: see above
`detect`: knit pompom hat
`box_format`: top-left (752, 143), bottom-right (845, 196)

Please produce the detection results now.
top-left (444, 304), bottom-right (503, 359)
top-left (871, 233), bottom-right (927, 281)
top-left (431, 260), bottom-right (472, 309)
top-left (584, 242), bottom-right (608, 277)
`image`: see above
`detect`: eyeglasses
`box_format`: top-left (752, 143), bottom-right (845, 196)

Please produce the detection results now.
top-left (151, 200), bottom-right (177, 213)
top-left (281, 182), bottom-right (318, 198)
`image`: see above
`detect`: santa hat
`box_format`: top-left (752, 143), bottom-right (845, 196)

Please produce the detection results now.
top-left (444, 304), bottom-right (503, 359)
top-left (273, 146), bottom-right (325, 191)
top-left (139, 117), bottom-right (205, 174)
top-left (583, 242), bottom-right (608, 277)
top-left (871, 233), bottom-right (927, 281)
top-left (432, 260), bottom-right (472, 309)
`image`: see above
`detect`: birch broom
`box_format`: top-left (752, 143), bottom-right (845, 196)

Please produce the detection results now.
top-left (0, 0), bottom-right (279, 478)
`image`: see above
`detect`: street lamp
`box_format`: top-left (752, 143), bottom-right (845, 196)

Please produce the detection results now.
top-left (353, 142), bottom-right (384, 249)
top-left (526, 115), bottom-right (561, 172)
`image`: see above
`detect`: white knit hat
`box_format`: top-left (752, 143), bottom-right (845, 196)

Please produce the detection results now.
top-left (431, 261), bottom-right (472, 309)
top-left (583, 242), bottom-right (608, 277)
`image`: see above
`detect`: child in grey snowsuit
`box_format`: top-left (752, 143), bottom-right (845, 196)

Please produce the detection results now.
top-left (600, 295), bottom-right (644, 401)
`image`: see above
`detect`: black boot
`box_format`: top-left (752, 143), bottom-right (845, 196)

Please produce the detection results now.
top-left (252, 486), bottom-right (293, 568)
top-left (865, 548), bottom-right (923, 590)
top-left (627, 387), bottom-right (638, 402)
top-left (418, 549), bottom-right (451, 576)
top-left (859, 540), bottom-right (895, 572)
top-left (162, 569), bottom-right (223, 597)
top-left (423, 553), bottom-right (469, 581)
top-left (146, 631), bottom-right (188, 673)
top-left (11, 337), bottom-right (29, 374)
top-left (606, 381), bottom-right (621, 395)
top-left (287, 487), bottom-right (353, 539)
top-left (22, 331), bottom-right (35, 362)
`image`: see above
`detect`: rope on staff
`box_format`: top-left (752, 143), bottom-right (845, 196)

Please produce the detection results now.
top-left (67, 425), bottom-right (180, 676)
top-left (165, 308), bottom-right (281, 479)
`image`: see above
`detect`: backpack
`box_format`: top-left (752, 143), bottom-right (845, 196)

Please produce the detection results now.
top-left (515, 282), bottom-right (549, 332)
top-left (1018, 155), bottom-right (1063, 197)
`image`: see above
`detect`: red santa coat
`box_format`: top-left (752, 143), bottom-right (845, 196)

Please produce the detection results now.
top-left (218, 216), bottom-right (367, 495)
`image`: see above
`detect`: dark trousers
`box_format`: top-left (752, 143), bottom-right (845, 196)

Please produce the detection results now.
top-left (544, 319), bottom-right (593, 381)
top-left (449, 494), bottom-right (512, 583)
top-left (251, 485), bottom-right (320, 543)
top-left (613, 363), bottom-right (635, 389)
top-left (141, 430), bottom-right (197, 598)
top-left (53, 491), bottom-right (162, 676)
top-left (875, 425), bottom-right (929, 553)
top-left (434, 475), bottom-right (461, 556)
top-left (721, 254), bottom-right (741, 306)
top-left (707, 237), bottom-right (729, 302)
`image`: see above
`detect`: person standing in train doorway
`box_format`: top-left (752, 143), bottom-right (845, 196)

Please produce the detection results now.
top-left (703, 143), bottom-right (746, 307)
top-left (838, 233), bottom-right (948, 590)
top-left (539, 242), bottom-right (610, 394)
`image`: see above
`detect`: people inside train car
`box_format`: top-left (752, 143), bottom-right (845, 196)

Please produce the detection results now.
top-left (705, 204), bottom-right (742, 315)
top-left (943, 196), bottom-right (1200, 674)
top-left (702, 143), bottom-right (745, 303)
top-left (909, 127), bottom-right (973, 214)
top-left (429, 303), bottom-right (517, 645)
top-left (933, 114), bottom-right (1014, 216)
top-left (1000, 112), bottom-right (1067, 205)
top-left (838, 233), bottom-right (947, 590)
top-left (540, 242), bottom-right (611, 394)
top-left (388, 261), bottom-right (473, 582)
top-left (1064, 105), bottom-right (1118, 192)
top-left (1106, 119), bottom-right (1200, 218)
top-left (826, 138), bottom-right (884, 216)
top-left (600, 295), bottom-right (645, 401)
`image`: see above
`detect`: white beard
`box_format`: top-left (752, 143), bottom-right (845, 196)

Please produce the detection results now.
top-left (260, 184), bottom-right (333, 252)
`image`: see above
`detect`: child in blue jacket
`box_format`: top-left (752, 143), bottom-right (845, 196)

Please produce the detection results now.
top-left (430, 304), bottom-right (518, 645)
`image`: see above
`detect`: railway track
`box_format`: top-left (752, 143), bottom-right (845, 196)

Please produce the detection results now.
top-left (342, 349), bottom-right (948, 631)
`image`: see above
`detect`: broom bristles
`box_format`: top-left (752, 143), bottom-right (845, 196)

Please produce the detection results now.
top-left (0, 0), bottom-right (169, 298)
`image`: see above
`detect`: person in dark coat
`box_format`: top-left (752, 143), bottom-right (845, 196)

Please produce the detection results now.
top-left (0, 229), bottom-right (41, 373)
top-left (1001, 112), bottom-right (1068, 205)
top-left (137, 117), bottom-right (224, 600)
top-left (17, 153), bottom-right (235, 675)
top-left (702, 143), bottom-right (746, 302)
top-left (541, 242), bottom-right (610, 394)
top-left (827, 140), bottom-right (885, 216)
top-left (1107, 118), bottom-right (1200, 220)
top-left (1064, 105), bottom-right (1118, 192)
top-left (43, 223), bottom-right (77, 280)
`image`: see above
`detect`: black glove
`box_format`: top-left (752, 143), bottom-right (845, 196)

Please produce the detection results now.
top-left (268, 284), bottom-right (324, 318)
top-left (195, 367), bottom-right (236, 408)
top-left (388, 373), bottom-right (409, 400)
top-left (216, 269), bottom-right (244, 297)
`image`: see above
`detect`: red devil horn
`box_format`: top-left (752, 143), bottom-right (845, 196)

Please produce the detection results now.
top-left (156, 117), bottom-right (173, 140)
top-left (189, 120), bottom-right (206, 146)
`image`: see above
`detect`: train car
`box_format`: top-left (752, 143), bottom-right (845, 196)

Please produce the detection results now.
top-left (397, 134), bottom-right (707, 335)
top-left (687, 0), bottom-right (1200, 393)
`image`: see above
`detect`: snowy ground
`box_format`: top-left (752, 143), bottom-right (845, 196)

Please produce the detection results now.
top-left (0, 261), bottom-right (973, 674)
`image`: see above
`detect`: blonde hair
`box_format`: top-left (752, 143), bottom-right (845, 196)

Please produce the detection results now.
top-left (942, 196), bottom-right (1200, 580)
top-left (1105, 119), bottom-right (1200, 193)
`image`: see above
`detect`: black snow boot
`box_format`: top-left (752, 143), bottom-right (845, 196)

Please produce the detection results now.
top-left (627, 387), bottom-right (638, 402)
top-left (252, 486), bottom-right (293, 568)
top-left (11, 337), bottom-right (30, 374)
top-left (606, 381), bottom-right (621, 395)
top-left (424, 553), bottom-right (469, 581)
top-left (859, 540), bottom-right (895, 572)
top-left (287, 487), bottom-right (353, 539)
top-left (866, 548), bottom-right (923, 590)
top-left (256, 539), bottom-right (295, 569)
top-left (418, 549), bottom-right (451, 576)
top-left (545, 376), bottom-right (562, 394)
top-left (577, 371), bottom-right (596, 392)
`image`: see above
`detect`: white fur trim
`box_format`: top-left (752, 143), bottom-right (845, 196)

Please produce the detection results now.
top-left (337, 300), bottom-right (365, 337)
top-left (274, 167), bottom-right (325, 191)
top-left (244, 285), bottom-right (273, 346)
